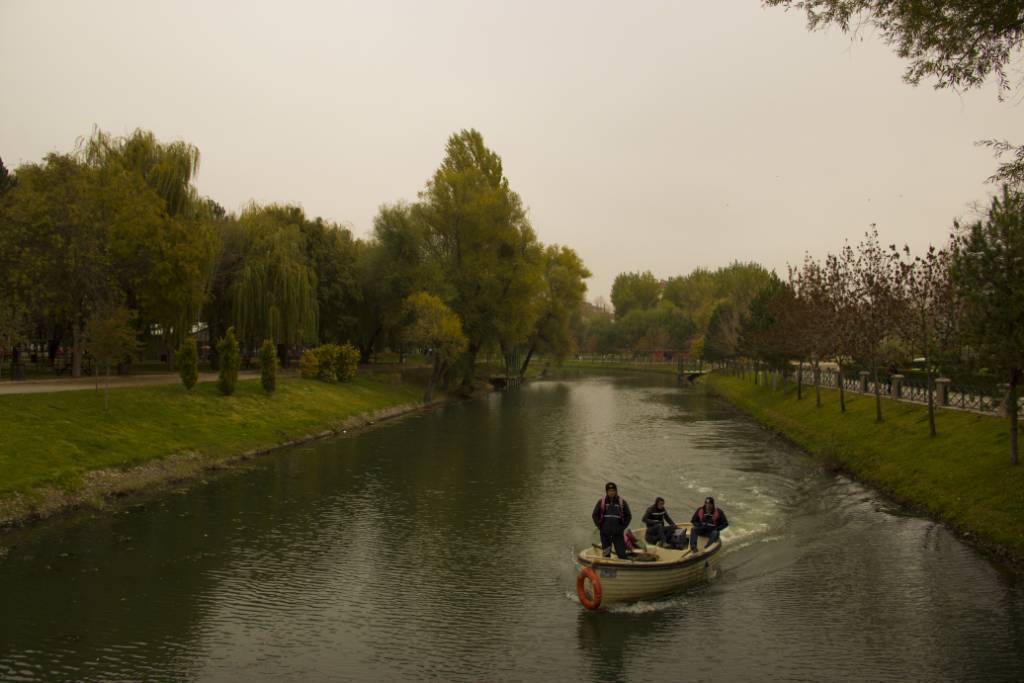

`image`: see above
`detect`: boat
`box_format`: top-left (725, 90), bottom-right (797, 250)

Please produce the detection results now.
top-left (575, 524), bottom-right (721, 609)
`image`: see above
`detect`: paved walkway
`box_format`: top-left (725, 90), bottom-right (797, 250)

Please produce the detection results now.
top-left (0, 371), bottom-right (261, 395)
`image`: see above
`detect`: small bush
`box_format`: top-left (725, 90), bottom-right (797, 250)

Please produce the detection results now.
top-left (217, 327), bottom-right (240, 396)
top-left (175, 338), bottom-right (199, 390)
top-left (336, 343), bottom-right (360, 382)
top-left (299, 349), bottom-right (319, 378)
top-left (259, 339), bottom-right (277, 393)
top-left (314, 344), bottom-right (339, 383)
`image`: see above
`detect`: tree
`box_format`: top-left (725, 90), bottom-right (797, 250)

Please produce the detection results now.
top-left (231, 204), bottom-right (319, 355)
top-left (402, 292), bottom-right (468, 402)
top-left (950, 187), bottom-right (1024, 464)
top-left (354, 203), bottom-right (437, 362)
top-left (894, 243), bottom-right (956, 436)
top-left (765, 0), bottom-right (1024, 185)
top-left (610, 271), bottom-right (661, 318)
top-left (81, 127), bottom-right (202, 218)
top-left (175, 337), bottom-right (199, 390)
top-left (84, 306), bottom-right (139, 410)
top-left (300, 216), bottom-right (360, 345)
top-left (0, 154), bottom-right (167, 377)
top-left (850, 227), bottom-right (904, 422)
top-left (703, 301), bottom-right (741, 362)
top-left (217, 327), bottom-right (241, 396)
top-left (259, 338), bottom-right (277, 393)
top-left (418, 129), bottom-right (541, 385)
top-left (739, 272), bottom-right (788, 382)
top-left (0, 157), bottom-right (15, 197)
top-left (521, 245), bottom-right (591, 375)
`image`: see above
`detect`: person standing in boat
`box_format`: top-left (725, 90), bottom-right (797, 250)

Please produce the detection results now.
top-left (592, 482), bottom-right (632, 559)
top-left (642, 497), bottom-right (677, 546)
top-left (689, 496), bottom-right (728, 551)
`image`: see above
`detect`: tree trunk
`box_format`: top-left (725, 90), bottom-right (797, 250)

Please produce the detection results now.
top-left (520, 345), bottom-right (535, 379)
top-left (462, 344), bottom-right (479, 387)
top-left (104, 363), bottom-right (110, 411)
top-left (814, 361), bottom-right (821, 408)
top-left (838, 365), bottom-right (846, 413)
top-left (926, 363), bottom-right (936, 437)
top-left (1009, 368), bottom-right (1019, 466)
top-left (873, 366), bottom-right (883, 423)
top-left (72, 322), bottom-right (83, 378)
top-left (797, 361), bottom-right (803, 400)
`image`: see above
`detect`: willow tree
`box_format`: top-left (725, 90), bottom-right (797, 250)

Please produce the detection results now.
top-left (231, 204), bottom-right (319, 358)
top-left (81, 127), bottom-right (201, 218)
top-left (82, 128), bottom-right (216, 355)
top-left (417, 129), bottom-right (542, 384)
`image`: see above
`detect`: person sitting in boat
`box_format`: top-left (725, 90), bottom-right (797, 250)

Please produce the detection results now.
top-left (591, 482), bottom-right (633, 559)
top-left (689, 496), bottom-right (728, 551)
top-left (642, 497), bottom-right (677, 546)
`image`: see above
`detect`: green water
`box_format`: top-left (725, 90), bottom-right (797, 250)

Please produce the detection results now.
top-left (1, 374), bottom-right (1021, 682)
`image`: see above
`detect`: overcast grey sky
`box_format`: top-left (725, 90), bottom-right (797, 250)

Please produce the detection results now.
top-left (2, 1), bottom-right (1020, 301)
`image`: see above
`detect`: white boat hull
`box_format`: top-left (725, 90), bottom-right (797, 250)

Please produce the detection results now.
top-left (577, 525), bottom-right (721, 606)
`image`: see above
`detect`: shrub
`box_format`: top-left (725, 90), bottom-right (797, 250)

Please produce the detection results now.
top-left (259, 339), bottom-right (277, 393)
top-left (217, 327), bottom-right (240, 396)
top-left (336, 343), bottom-right (360, 382)
top-left (299, 349), bottom-right (319, 378)
top-left (314, 344), bottom-right (339, 383)
top-left (175, 337), bottom-right (199, 390)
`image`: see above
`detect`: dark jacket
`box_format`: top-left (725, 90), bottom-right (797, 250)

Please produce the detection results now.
top-left (690, 506), bottom-right (729, 531)
top-left (642, 505), bottom-right (675, 529)
top-left (592, 495), bottom-right (632, 533)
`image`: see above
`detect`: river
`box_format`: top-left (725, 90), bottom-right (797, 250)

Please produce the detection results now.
top-left (0, 373), bottom-right (1021, 682)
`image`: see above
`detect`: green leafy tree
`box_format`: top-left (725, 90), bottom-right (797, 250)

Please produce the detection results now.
top-left (417, 129), bottom-right (541, 385)
top-left (259, 338), bottom-right (277, 393)
top-left (82, 127), bottom-right (201, 218)
top-left (355, 203), bottom-right (437, 362)
top-left (175, 337), bottom-right (199, 390)
top-left (231, 204), bottom-right (319, 355)
top-left (950, 187), bottom-right (1024, 464)
top-left (300, 216), bottom-right (360, 345)
top-left (217, 327), bottom-right (241, 396)
top-left (1, 154), bottom-right (166, 377)
top-left (521, 245), bottom-right (591, 375)
top-left (703, 301), bottom-right (741, 362)
top-left (610, 271), bottom-right (661, 318)
top-left (84, 306), bottom-right (140, 410)
top-left (402, 292), bottom-right (468, 402)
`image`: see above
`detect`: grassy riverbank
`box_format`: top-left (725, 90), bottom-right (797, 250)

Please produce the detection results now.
top-left (706, 373), bottom-right (1024, 563)
top-left (0, 372), bottom-right (425, 523)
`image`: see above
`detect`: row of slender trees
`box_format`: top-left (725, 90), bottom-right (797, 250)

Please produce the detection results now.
top-left (736, 189), bottom-right (1024, 465)
top-left (0, 128), bottom-right (591, 387)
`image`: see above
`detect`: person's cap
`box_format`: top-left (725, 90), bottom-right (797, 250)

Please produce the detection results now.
top-left (605, 482), bottom-right (618, 491)
top-left (705, 496), bottom-right (715, 506)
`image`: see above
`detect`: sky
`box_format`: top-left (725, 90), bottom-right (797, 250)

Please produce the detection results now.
top-left (2, 1), bottom-right (1020, 302)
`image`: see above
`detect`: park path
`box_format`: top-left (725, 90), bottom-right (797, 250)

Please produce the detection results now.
top-left (0, 370), bottom-right (261, 395)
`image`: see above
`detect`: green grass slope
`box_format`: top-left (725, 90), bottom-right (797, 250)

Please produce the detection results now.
top-left (707, 373), bottom-right (1024, 562)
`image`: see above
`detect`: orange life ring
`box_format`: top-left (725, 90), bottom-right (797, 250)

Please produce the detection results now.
top-left (576, 566), bottom-right (602, 610)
